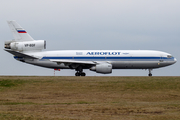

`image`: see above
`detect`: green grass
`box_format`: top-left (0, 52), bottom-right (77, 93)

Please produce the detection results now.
top-left (0, 76), bottom-right (180, 120)
top-left (0, 102), bottom-right (35, 105)
top-left (0, 79), bottom-right (24, 87)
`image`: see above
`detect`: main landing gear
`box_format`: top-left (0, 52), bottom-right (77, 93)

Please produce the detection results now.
top-left (75, 66), bottom-right (86, 76)
top-left (148, 69), bottom-right (152, 77)
top-left (75, 72), bottom-right (86, 76)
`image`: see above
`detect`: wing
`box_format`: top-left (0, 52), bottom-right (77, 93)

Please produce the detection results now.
top-left (49, 59), bottom-right (96, 65)
top-left (4, 49), bottom-right (37, 59)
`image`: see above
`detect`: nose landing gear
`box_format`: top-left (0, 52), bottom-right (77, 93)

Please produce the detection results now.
top-left (148, 69), bottom-right (152, 76)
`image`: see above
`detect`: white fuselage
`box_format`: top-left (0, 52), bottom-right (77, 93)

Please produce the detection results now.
top-left (19, 50), bottom-right (176, 70)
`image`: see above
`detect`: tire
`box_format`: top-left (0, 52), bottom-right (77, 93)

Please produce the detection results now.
top-left (148, 73), bottom-right (152, 77)
top-left (81, 72), bottom-right (86, 76)
top-left (75, 72), bottom-right (80, 76)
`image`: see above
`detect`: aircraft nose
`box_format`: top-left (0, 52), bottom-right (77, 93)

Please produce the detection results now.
top-left (174, 58), bottom-right (177, 63)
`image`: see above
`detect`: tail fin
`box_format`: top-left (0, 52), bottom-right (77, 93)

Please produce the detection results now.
top-left (7, 20), bottom-right (34, 41)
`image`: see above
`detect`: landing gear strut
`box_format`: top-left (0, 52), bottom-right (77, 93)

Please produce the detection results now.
top-left (148, 69), bottom-right (152, 76)
top-left (75, 66), bottom-right (86, 76)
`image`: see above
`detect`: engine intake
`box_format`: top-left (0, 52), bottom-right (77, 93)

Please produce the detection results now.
top-left (90, 63), bottom-right (112, 74)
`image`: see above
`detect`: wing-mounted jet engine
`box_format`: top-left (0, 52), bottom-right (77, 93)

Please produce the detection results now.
top-left (90, 63), bottom-right (112, 74)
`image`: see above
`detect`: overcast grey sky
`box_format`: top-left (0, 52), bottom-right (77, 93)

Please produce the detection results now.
top-left (0, 0), bottom-right (180, 76)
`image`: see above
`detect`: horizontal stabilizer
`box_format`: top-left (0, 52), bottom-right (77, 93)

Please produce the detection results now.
top-left (4, 49), bottom-right (37, 59)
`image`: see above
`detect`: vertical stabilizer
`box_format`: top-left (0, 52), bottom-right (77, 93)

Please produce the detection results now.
top-left (7, 21), bottom-right (34, 41)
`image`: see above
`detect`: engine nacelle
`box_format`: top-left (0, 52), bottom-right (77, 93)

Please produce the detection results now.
top-left (90, 63), bottom-right (112, 74)
top-left (5, 40), bottom-right (46, 52)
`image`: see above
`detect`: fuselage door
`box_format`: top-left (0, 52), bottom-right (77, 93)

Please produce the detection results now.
top-left (159, 55), bottom-right (164, 62)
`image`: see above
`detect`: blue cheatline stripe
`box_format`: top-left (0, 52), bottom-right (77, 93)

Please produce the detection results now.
top-left (14, 56), bottom-right (23, 59)
top-left (41, 56), bottom-right (169, 60)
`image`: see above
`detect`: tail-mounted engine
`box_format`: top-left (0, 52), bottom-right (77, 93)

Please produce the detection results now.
top-left (5, 40), bottom-right (46, 52)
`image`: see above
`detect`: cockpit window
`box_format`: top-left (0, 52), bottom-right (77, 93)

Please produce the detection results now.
top-left (167, 55), bottom-right (172, 58)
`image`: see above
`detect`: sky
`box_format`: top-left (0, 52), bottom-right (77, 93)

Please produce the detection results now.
top-left (0, 0), bottom-right (180, 76)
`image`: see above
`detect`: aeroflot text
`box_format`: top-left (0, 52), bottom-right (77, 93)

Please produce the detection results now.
top-left (86, 52), bottom-right (121, 55)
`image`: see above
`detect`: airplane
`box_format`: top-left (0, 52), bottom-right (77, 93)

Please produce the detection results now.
top-left (4, 21), bottom-right (177, 76)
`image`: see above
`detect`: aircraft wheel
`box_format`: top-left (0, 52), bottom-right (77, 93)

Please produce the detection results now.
top-left (75, 72), bottom-right (80, 76)
top-left (148, 73), bottom-right (152, 77)
top-left (81, 72), bottom-right (86, 76)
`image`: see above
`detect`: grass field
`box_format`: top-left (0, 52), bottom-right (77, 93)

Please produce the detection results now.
top-left (0, 76), bottom-right (180, 120)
